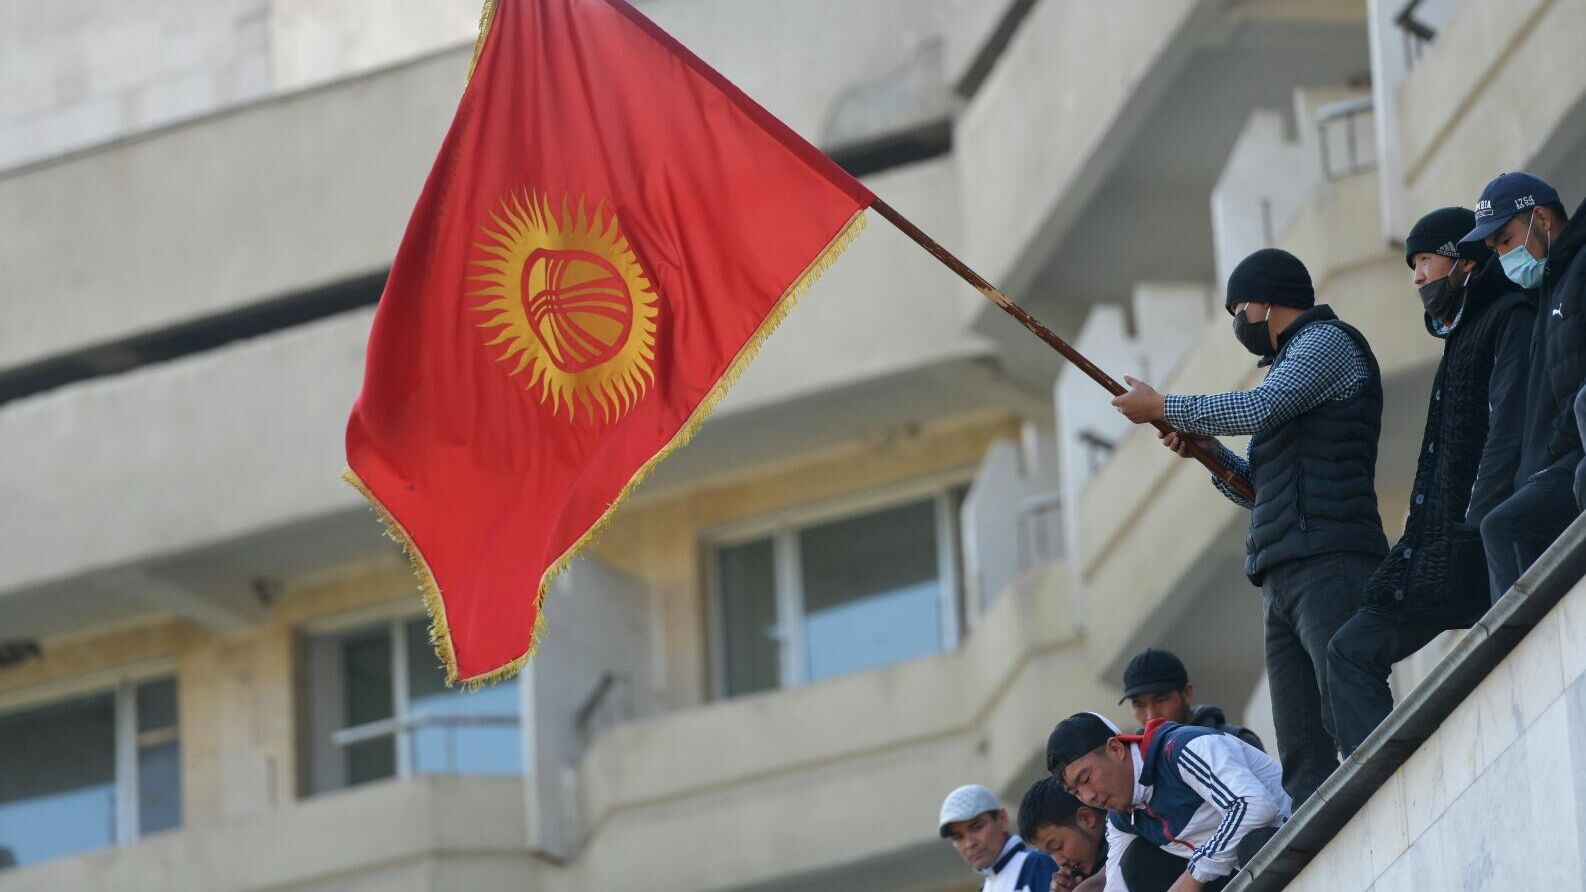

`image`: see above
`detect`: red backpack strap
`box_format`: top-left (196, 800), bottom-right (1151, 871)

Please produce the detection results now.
top-left (1119, 716), bottom-right (1170, 753)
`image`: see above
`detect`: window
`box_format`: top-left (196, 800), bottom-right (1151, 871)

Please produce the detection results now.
top-left (0, 677), bottom-right (180, 870)
top-left (711, 481), bottom-right (967, 697)
top-left (305, 616), bottom-right (521, 795)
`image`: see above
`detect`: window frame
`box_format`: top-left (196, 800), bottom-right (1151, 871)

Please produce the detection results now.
top-left (303, 607), bottom-right (519, 792)
top-left (705, 470), bottom-right (971, 699)
top-left (0, 664), bottom-right (180, 857)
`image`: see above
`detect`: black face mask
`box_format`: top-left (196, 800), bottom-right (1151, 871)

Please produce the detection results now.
top-left (1417, 267), bottom-right (1471, 325)
top-left (1232, 310), bottom-right (1272, 357)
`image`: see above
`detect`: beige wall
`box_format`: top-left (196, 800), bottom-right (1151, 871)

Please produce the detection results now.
top-left (594, 411), bottom-right (1022, 709)
top-left (954, 0), bottom-right (1205, 289)
top-left (0, 621), bottom-right (192, 699)
top-left (1400, 0), bottom-right (1586, 210)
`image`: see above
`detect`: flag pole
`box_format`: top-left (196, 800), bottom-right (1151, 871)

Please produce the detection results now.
top-left (869, 198), bottom-right (1255, 501)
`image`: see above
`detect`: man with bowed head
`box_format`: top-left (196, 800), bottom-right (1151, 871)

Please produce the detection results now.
top-left (1048, 712), bottom-right (1290, 892)
top-left (1018, 777), bottom-right (1110, 891)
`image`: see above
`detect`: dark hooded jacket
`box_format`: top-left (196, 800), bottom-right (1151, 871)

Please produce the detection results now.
top-left (1533, 196), bottom-right (1586, 515)
top-left (1517, 195), bottom-right (1586, 480)
top-left (1360, 260), bottom-right (1534, 625)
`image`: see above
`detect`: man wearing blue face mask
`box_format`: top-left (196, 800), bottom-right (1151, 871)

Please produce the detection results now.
top-left (1459, 172), bottom-right (1584, 602)
top-left (1326, 206), bottom-right (1533, 757)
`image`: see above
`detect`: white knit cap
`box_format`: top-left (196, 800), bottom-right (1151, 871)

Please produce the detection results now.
top-left (938, 784), bottom-right (1001, 836)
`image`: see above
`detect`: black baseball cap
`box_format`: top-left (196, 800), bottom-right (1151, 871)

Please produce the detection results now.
top-left (1119, 648), bottom-right (1189, 703)
top-left (1046, 712), bottom-right (1118, 779)
top-left (1462, 172), bottom-right (1560, 244)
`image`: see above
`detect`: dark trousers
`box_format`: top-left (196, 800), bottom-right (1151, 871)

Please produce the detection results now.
top-left (1120, 842), bottom-right (1228, 892)
top-left (1262, 551), bottom-right (1376, 806)
top-left (1119, 827), bottom-right (1279, 891)
top-left (1479, 464), bottom-right (1577, 603)
top-left (1326, 609), bottom-right (1446, 756)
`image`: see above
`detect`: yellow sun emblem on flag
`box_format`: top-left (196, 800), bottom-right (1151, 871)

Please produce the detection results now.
top-left (469, 190), bottom-right (660, 422)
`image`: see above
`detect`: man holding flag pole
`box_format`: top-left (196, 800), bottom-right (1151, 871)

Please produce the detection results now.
top-left (1110, 248), bottom-right (1388, 806)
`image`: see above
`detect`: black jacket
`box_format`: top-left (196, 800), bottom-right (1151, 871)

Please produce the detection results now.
top-left (1188, 704), bottom-right (1265, 753)
top-left (1360, 263), bottom-right (1533, 625)
top-left (1245, 307), bottom-right (1389, 583)
top-left (1520, 195), bottom-right (1586, 478)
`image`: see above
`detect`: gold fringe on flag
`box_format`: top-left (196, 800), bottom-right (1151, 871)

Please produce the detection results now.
top-left (343, 209), bottom-right (869, 687)
top-left (465, 0), bottom-right (500, 83)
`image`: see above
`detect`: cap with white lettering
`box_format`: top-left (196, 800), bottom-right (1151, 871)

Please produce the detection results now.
top-left (1462, 172), bottom-right (1560, 244)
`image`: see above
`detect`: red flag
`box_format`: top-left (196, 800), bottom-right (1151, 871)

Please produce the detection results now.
top-left (344, 0), bottom-right (874, 684)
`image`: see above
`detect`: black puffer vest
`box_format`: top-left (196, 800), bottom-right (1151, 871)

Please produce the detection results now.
top-left (1361, 270), bottom-right (1531, 626)
top-left (1245, 306), bottom-right (1388, 584)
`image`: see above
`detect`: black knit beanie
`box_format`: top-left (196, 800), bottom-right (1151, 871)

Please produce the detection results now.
top-left (1405, 206), bottom-right (1493, 268)
top-left (1226, 248), bottom-right (1314, 311)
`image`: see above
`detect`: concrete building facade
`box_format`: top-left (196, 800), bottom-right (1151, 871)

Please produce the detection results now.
top-left (3, 0), bottom-right (1585, 889)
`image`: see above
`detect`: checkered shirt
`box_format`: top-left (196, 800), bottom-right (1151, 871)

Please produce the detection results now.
top-left (1162, 323), bottom-right (1370, 508)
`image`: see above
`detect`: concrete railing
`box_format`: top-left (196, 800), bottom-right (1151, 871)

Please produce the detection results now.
top-left (1315, 96), bottom-right (1377, 181)
top-left (0, 775), bottom-right (538, 892)
top-left (1231, 513), bottom-right (1586, 890)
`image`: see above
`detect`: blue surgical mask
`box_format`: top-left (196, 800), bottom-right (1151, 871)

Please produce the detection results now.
top-left (1500, 210), bottom-right (1548, 289)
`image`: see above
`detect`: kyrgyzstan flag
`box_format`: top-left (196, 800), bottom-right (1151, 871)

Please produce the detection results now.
top-left (344, 0), bottom-right (875, 684)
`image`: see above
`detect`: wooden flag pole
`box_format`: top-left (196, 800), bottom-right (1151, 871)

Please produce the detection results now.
top-left (870, 198), bottom-right (1256, 501)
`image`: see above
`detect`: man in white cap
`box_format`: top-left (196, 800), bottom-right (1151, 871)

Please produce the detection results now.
top-left (939, 783), bottom-right (1060, 892)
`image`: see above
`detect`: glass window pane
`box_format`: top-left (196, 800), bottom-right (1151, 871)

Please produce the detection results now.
top-left (342, 629), bottom-right (395, 786)
top-left (799, 499), bottom-right (942, 682)
top-left (346, 737), bottom-right (395, 787)
top-left (135, 679), bottom-right (177, 733)
top-left (344, 630), bottom-right (393, 726)
top-left (0, 693), bottom-right (117, 868)
top-left (716, 539), bottom-right (779, 697)
top-left (136, 741), bottom-right (181, 836)
top-left (404, 620), bottom-right (521, 775)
